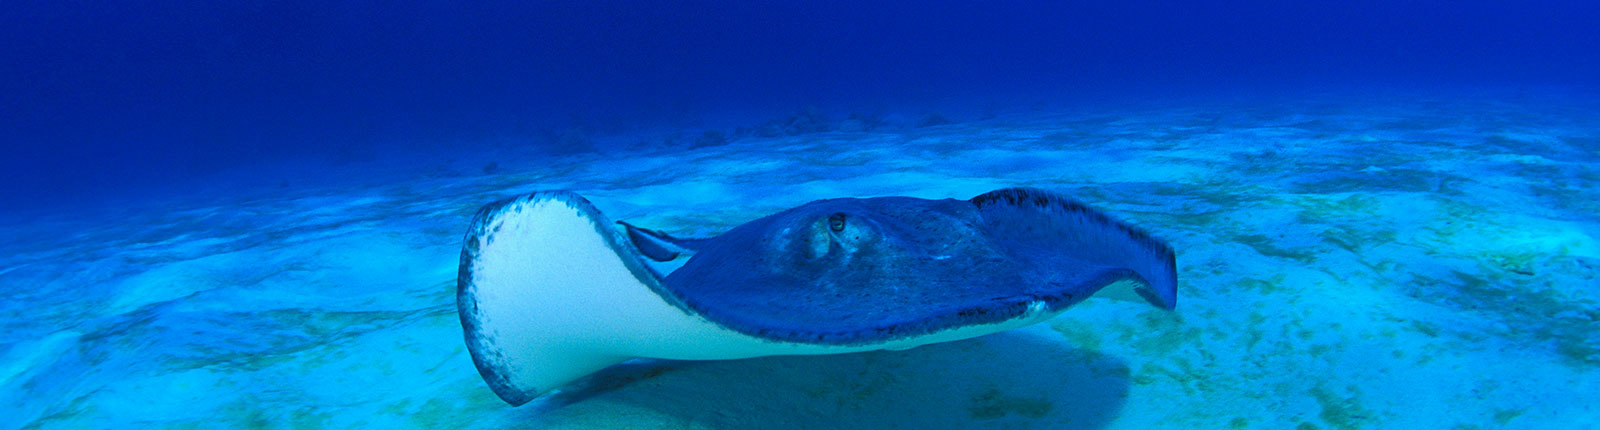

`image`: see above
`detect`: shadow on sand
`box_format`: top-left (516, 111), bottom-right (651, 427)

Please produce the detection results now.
top-left (506, 330), bottom-right (1130, 430)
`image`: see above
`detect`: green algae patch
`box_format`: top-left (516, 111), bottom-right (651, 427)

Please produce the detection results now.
top-left (1236, 274), bottom-right (1290, 295)
top-left (1320, 226), bottom-right (1397, 253)
top-left (1293, 169), bottom-right (1443, 194)
top-left (1050, 322), bottom-right (1104, 351)
top-left (1310, 384), bottom-right (1374, 430)
top-left (1130, 312), bottom-right (1199, 356)
top-left (1291, 194), bottom-right (1380, 222)
top-left (1409, 270), bottom-right (1600, 367)
top-left (1407, 320), bottom-right (1442, 338)
top-left (1493, 408), bottom-right (1526, 426)
top-left (1235, 233), bottom-right (1321, 263)
top-left (1483, 251), bottom-right (1542, 276)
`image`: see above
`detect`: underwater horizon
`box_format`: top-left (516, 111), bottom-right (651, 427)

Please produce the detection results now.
top-left (3, 1), bottom-right (1599, 429)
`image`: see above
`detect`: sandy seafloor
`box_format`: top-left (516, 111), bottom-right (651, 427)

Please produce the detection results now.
top-left (2, 90), bottom-right (1598, 429)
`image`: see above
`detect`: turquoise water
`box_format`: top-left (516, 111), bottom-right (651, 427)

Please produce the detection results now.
top-left (3, 91), bottom-right (1597, 428)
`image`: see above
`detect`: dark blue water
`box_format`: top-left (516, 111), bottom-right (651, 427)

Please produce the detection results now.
top-left (3, 0), bottom-right (1597, 209)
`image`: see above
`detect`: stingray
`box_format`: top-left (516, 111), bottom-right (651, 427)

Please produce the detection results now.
top-left (457, 187), bottom-right (1177, 406)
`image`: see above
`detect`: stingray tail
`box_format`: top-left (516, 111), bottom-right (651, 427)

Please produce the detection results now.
top-left (456, 191), bottom-right (670, 406)
top-left (971, 188), bottom-right (1178, 310)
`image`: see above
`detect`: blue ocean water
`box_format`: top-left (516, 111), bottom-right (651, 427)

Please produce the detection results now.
top-left (2, 1), bottom-right (1598, 429)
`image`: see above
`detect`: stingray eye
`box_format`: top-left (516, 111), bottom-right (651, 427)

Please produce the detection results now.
top-left (828, 213), bottom-right (847, 233)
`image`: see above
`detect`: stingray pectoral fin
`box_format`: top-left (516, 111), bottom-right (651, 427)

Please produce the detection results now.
top-left (458, 192), bottom-right (650, 405)
top-left (972, 188), bottom-right (1178, 310)
top-left (459, 192), bottom-right (818, 406)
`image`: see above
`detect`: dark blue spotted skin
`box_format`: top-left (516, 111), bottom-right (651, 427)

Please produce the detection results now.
top-left (663, 187), bottom-right (1177, 346)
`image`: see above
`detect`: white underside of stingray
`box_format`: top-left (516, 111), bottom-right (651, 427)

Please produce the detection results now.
top-left (458, 191), bottom-right (1167, 406)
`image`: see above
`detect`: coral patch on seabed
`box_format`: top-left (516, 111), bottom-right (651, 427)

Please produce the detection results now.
top-left (2, 90), bottom-right (1598, 429)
